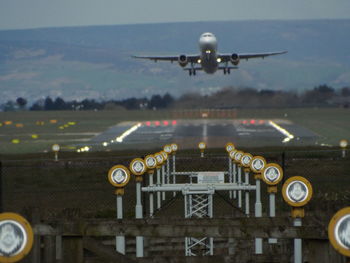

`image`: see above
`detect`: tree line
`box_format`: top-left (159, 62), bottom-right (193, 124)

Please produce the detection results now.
top-left (1, 85), bottom-right (350, 111)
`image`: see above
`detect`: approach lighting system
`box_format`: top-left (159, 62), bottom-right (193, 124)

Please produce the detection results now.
top-left (0, 213), bottom-right (34, 263)
top-left (234, 151), bottom-right (244, 163)
top-left (328, 207), bottom-right (350, 257)
top-left (229, 150), bottom-right (237, 160)
top-left (171, 143), bottom-right (178, 152)
top-left (282, 176), bottom-right (313, 207)
top-left (144, 155), bottom-right (157, 169)
top-left (261, 163), bottom-right (283, 185)
top-left (250, 156), bottom-right (267, 174)
top-left (154, 152), bottom-right (164, 166)
top-left (108, 165), bottom-right (131, 188)
top-left (163, 145), bottom-right (172, 154)
top-left (225, 142), bottom-right (235, 153)
top-left (161, 151), bottom-right (168, 161)
top-left (241, 153), bottom-right (253, 168)
top-left (129, 158), bottom-right (147, 176)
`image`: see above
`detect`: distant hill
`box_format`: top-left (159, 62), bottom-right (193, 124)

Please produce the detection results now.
top-left (0, 20), bottom-right (350, 103)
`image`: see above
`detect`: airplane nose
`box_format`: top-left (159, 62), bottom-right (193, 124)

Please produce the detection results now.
top-left (199, 36), bottom-right (217, 50)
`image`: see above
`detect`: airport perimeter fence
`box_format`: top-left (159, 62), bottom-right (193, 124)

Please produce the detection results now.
top-left (0, 148), bottom-right (349, 220)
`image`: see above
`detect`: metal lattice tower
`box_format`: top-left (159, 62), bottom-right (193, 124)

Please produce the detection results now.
top-left (184, 190), bottom-right (214, 256)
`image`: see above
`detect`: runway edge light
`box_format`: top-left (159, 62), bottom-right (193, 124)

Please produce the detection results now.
top-left (52, 144), bottom-right (60, 161)
top-left (198, 142), bottom-right (206, 157)
top-left (339, 139), bottom-right (348, 158)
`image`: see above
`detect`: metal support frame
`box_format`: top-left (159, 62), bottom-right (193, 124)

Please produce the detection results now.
top-left (237, 166), bottom-right (242, 208)
top-left (166, 159), bottom-right (170, 184)
top-left (135, 181), bottom-right (144, 257)
top-left (116, 195), bottom-right (125, 254)
top-left (233, 163), bottom-right (237, 198)
top-left (268, 193), bottom-right (277, 243)
top-left (172, 155), bottom-right (176, 197)
top-left (156, 169), bottom-right (161, 209)
top-left (294, 218), bottom-right (302, 263)
top-left (244, 170), bottom-right (250, 217)
top-left (184, 190), bottom-right (214, 256)
top-left (161, 165), bottom-right (166, 201)
top-left (142, 184), bottom-right (256, 192)
top-left (255, 177), bottom-right (263, 254)
top-left (228, 158), bottom-right (233, 199)
top-left (148, 172), bottom-right (154, 217)
top-left (140, 165), bottom-right (262, 258)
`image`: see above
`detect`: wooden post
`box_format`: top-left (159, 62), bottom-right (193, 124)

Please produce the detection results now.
top-left (63, 236), bottom-right (83, 263)
top-left (31, 209), bottom-right (41, 263)
top-left (56, 235), bottom-right (62, 263)
top-left (43, 236), bottom-right (55, 263)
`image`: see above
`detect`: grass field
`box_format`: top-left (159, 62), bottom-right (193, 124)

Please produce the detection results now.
top-left (2, 149), bottom-right (350, 220)
top-left (0, 108), bottom-right (349, 154)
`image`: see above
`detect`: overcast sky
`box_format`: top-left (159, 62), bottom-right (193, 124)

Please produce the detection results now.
top-left (1, 0), bottom-right (350, 30)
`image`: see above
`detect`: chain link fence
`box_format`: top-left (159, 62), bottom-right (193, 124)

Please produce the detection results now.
top-left (1, 149), bottom-right (349, 221)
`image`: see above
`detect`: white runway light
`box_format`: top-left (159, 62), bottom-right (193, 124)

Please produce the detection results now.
top-left (116, 123), bottom-right (142, 143)
top-left (268, 120), bottom-right (294, 143)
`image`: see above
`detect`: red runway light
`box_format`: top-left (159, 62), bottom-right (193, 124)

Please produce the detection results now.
top-left (163, 120), bottom-right (169, 126)
top-left (242, 120), bottom-right (248, 124)
top-left (154, 121), bottom-right (160, 126)
top-left (145, 121), bottom-right (151, 126)
top-left (172, 120), bottom-right (177, 126)
top-left (250, 119), bottom-right (256, 124)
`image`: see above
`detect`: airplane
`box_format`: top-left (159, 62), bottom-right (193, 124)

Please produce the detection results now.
top-left (133, 32), bottom-right (287, 76)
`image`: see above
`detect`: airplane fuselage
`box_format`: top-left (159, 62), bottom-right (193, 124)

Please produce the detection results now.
top-left (199, 33), bottom-right (218, 74)
top-left (133, 32), bottom-right (287, 76)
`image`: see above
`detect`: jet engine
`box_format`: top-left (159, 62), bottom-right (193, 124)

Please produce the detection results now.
top-left (178, 55), bottom-right (188, 67)
top-left (230, 53), bottom-right (240, 65)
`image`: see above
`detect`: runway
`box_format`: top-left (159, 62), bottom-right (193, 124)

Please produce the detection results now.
top-left (86, 118), bottom-right (318, 150)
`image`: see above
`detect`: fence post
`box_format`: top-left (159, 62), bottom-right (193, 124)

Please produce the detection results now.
top-left (31, 209), bottom-right (41, 263)
top-left (63, 236), bottom-right (83, 263)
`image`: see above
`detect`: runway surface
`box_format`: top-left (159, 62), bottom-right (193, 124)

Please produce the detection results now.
top-left (85, 118), bottom-right (318, 150)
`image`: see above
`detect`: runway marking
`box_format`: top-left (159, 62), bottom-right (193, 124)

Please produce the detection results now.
top-left (268, 120), bottom-right (294, 143)
top-left (115, 122), bottom-right (141, 143)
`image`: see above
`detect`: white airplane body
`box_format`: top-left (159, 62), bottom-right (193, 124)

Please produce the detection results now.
top-left (133, 32), bottom-right (287, 76)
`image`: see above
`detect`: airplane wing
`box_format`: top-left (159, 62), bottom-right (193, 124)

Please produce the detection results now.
top-left (132, 55), bottom-right (200, 63)
top-left (219, 51), bottom-right (287, 62)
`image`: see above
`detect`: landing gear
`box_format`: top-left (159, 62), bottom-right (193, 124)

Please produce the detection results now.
top-left (223, 68), bottom-right (231, 75)
top-left (189, 63), bottom-right (196, 76)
